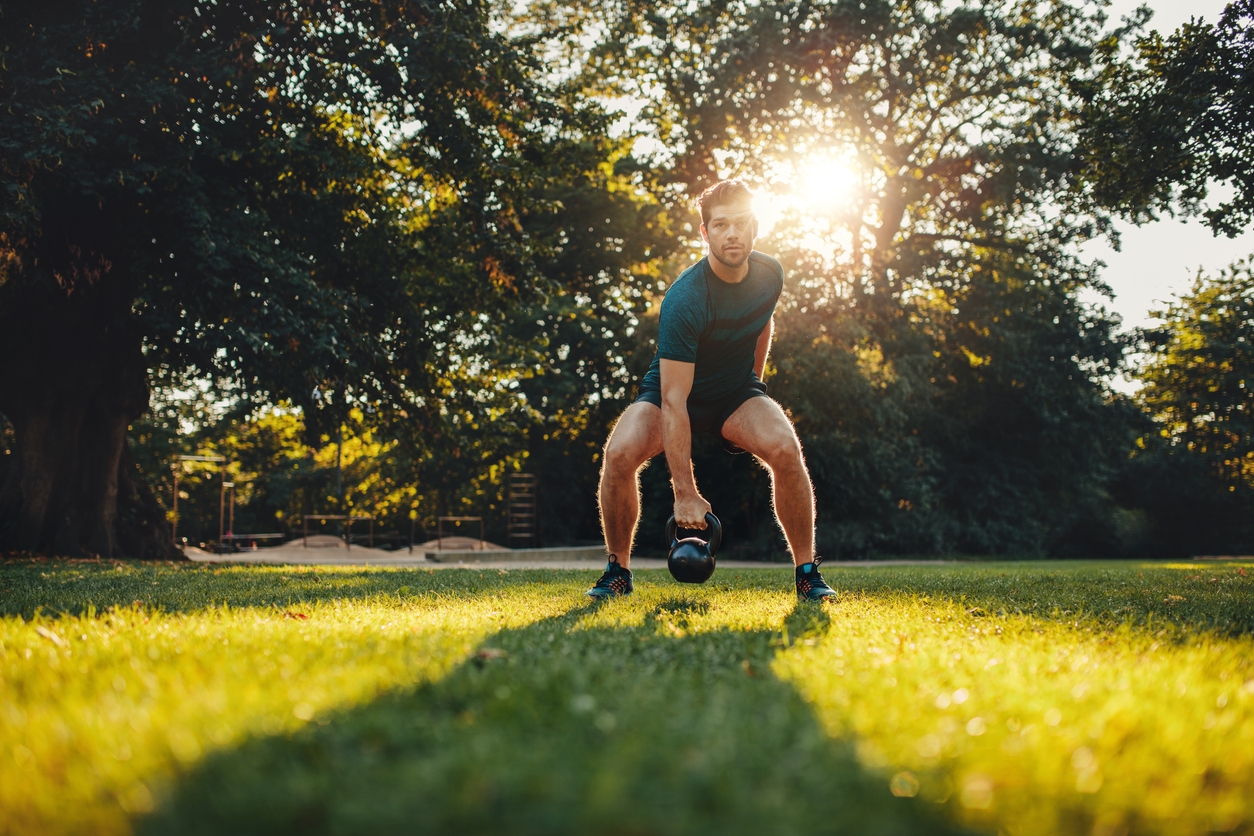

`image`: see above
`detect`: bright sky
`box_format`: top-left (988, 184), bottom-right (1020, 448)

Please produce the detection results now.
top-left (1081, 0), bottom-right (1254, 333)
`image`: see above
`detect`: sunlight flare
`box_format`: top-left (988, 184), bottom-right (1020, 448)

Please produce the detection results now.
top-left (797, 155), bottom-right (859, 214)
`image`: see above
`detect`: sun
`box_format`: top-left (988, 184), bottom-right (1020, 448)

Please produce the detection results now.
top-left (750, 154), bottom-right (860, 236)
top-left (796, 156), bottom-right (859, 214)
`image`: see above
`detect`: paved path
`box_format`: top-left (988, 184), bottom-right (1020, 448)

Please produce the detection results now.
top-left (185, 545), bottom-right (952, 571)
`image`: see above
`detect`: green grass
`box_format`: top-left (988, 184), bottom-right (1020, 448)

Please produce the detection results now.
top-left (1, 559), bottom-right (1252, 835)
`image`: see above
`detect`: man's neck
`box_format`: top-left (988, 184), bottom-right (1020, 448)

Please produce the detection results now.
top-left (707, 252), bottom-right (751, 284)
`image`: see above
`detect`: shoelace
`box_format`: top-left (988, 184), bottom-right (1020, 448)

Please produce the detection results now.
top-left (798, 557), bottom-right (831, 595)
top-left (593, 560), bottom-right (629, 591)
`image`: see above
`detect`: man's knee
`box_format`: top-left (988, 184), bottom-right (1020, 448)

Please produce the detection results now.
top-left (760, 432), bottom-right (804, 470)
top-left (603, 436), bottom-right (647, 476)
top-left (601, 404), bottom-right (659, 476)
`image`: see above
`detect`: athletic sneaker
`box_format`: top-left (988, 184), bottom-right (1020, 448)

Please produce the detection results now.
top-left (586, 555), bottom-right (633, 598)
top-left (796, 557), bottom-right (838, 601)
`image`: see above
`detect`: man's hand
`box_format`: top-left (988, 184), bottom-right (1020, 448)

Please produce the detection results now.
top-left (673, 493), bottom-right (712, 530)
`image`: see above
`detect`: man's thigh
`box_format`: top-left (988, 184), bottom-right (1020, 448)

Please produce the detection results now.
top-left (718, 396), bottom-right (800, 461)
top-left (604, 401), bottom-right (665, 466)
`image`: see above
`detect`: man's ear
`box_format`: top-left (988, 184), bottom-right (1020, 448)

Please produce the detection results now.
top-left (699, 223), bottom-right (709, 243)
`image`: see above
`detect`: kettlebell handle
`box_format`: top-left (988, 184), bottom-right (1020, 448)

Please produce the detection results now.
top-left (665, 513), bottom-right (721, 556)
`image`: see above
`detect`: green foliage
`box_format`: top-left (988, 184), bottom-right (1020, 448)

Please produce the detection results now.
top-left (1116, 260), bottom-right (1254, 555)
top-left (8, 0), bottom-right (1243, 560)
top-left (0, 0), bottom-right (648, 554)
top-left (1076, 0), bottom-right (1254, 237)
top-left (1139, 260), bottom-right (1254, 478)
top-left (2, 0), bottom-right (533, 401)
top-left (764, 248), bottom-right (1138, 557)
top-left (1, 560), bottom-right (1252, 835)
top-left (544, 0), bottom-right (1139, 555)
top-left (121, 142), bottom-right (685, 548)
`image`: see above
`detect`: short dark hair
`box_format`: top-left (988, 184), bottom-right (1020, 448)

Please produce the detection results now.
top-left (698, 179), bottom-right (754, 227)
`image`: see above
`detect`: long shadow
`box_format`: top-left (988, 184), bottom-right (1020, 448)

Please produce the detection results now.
top-left (137, 594), bottom-right (968, 836)
top-left (7, 560), bottom-right (1250, 638)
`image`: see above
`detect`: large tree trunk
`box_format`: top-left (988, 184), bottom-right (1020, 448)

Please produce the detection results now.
top-left (0, 266), bottom-right (177, 559)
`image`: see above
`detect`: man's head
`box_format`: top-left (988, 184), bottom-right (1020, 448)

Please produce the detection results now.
top-left (698, 179), bottom-right (757, 271)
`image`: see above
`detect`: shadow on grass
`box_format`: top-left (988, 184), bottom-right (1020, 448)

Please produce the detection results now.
top-left (5, 560), bottom-right (1251, 638)
top-left (136, 596), bottom-right (965, 836)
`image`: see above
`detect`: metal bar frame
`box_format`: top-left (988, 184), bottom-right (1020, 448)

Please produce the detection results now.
top-left (301, 515), bottom-right (376, 550)
top-left (436, 516), bottom-right (485, 551)
top-left (172, 455), bottom-right (226, 550)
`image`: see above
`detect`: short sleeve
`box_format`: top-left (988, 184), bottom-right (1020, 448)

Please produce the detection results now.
top-left (656, 279), bottom-right (705, 364)
top-left (754, 252), bottom-right (785, 298)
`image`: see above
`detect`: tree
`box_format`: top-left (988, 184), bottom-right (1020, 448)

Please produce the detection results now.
top-left (562, 0), bottom-right (1136, 555)
top-left (0, 0), bottom-right (612, 556)
top-left (1140, 261), bottom-right (1254, 485)
top-left (1076, 0), bottom-right (1254, 237)
top-left (1117, 260), bottom-right (1254, 555)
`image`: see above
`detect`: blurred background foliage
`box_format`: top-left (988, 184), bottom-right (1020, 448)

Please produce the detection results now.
top-left (1, 0), bottom-right (1252, 557)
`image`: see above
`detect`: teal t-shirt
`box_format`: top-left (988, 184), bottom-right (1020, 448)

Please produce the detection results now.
top-left (640, 251), bottom-right (784, 403)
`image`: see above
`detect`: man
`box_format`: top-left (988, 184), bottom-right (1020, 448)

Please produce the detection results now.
top-left (586, 179), bottom-right (838, 601)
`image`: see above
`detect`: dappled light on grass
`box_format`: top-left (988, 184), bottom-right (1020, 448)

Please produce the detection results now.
top-left (1, 560), bottom-right (1251, 835)
top-left (0, 565), bottom-right (573, 836)
top-left (0, 561), bottom-right (546, 619)
top-left (137, 585), bottom-right (950, 836)
top-left (773, 567), bottom-right (1254, 836)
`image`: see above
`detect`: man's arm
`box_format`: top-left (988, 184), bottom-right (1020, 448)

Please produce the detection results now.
top-left (660, 358), bottom-right (712, 530)
top-left (754, 316), bottom-right (774, 379)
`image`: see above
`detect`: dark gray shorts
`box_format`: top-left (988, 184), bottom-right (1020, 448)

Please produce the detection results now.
top-left (633, 376), bottom-right (768, 453)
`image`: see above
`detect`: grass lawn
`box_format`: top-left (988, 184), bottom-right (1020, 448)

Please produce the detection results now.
top-left (1, 558), bottom-right (1252, 835)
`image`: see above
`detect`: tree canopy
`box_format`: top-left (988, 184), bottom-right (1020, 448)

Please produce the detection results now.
top-left (1114, 261), bottom-right (1254, 555)
top-left (538, 0), bottom-right (1136, 555)
top-left (1076, 0), bottom-right (1254, 236)
top-left (0, 0), bottom-right (644, 555)
top-left (3, 0), bottom-right (1250, 559)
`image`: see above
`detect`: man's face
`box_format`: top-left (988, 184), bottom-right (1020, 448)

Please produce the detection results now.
top-left (701, 204), bottom-right (757, 270)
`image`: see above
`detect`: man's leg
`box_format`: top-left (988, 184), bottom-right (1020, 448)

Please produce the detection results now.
top-left (598, 401), bottom-right (664, 568)
top-left (719, 397), bottom-right (815, 566)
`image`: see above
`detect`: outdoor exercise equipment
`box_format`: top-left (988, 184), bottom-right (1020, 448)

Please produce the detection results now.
top-left (217, 479), bottom-right (285, 551)
top-left (437, 516), bottom-right (485, 551)
top-left (302, 515), bottom-right (376, 550)
top-left (507, 473), bottom-right (538, 547)
top-left (666, 513), bottom-right (721, 584)
top-left (211, 473), bottom-right (287, 551)
top-left (171, 455), bottom-right (226, 552)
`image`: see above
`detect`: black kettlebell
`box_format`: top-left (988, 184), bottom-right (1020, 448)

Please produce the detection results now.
top-left (665, 512), bottom-right (721, 584)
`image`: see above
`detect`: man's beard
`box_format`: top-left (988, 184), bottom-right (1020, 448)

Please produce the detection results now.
top-left (711, 245), bottom-right (750, 269)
